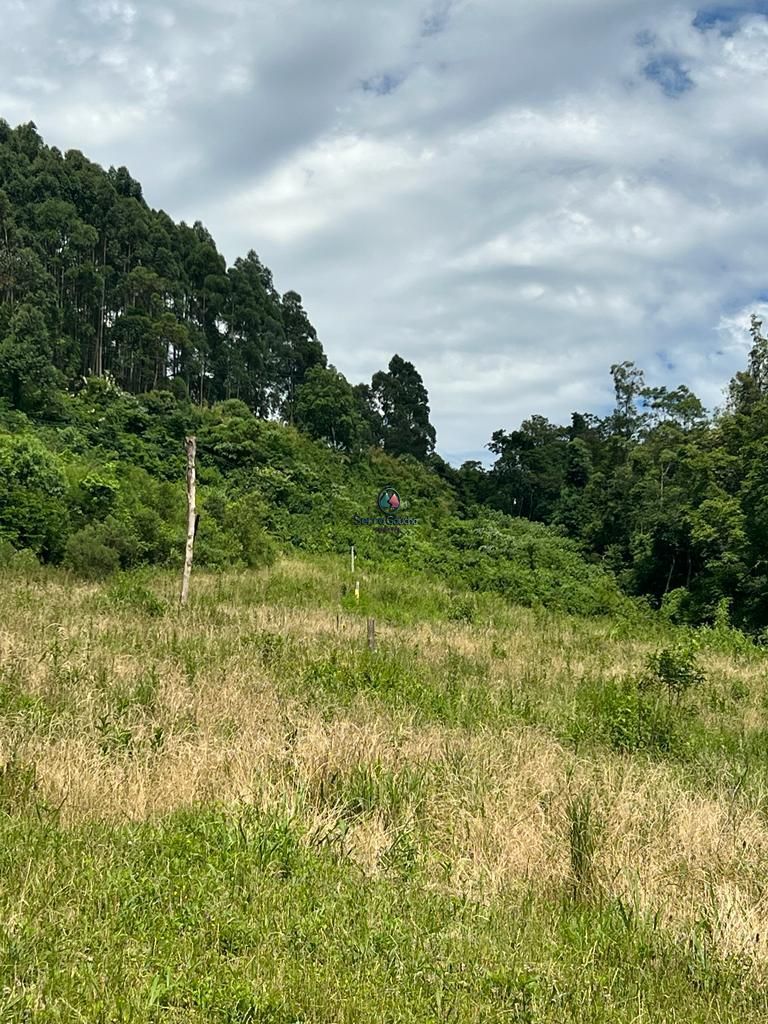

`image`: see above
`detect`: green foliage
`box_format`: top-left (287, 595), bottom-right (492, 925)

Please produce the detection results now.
top-left (294, 364), bottom-right (365, 452)
top-left (370, 354), bottom-right (436, 460)
top-left (569, 675), bottom-right (695, 757)
top-left (409, 512), bottom-right (630, 617)
top-left (195, 490), bottom-right (277, 569)
top-left (104, 573), bottom-right (167, 616)
top-left (9, 119), bottom-right (768, 632)
top-left (63, 523), bottom-right (121, 579)
top-left (0, 540), bottom-right (41, 574)
top-left (0, 432), bottom-right (68, 559)
top-left (0, 303), bottom-right (62, 413)
top-left (644, 643), bottom-right (705, 701)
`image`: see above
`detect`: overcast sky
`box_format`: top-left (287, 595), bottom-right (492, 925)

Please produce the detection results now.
top-left (4, 0), bottom-right (768, 462)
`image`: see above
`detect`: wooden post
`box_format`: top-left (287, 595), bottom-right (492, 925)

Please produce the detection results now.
top-left (367, 618), bottom-right (376, 652)
top-left (355, 580), bottom-right (360, 603)
top-left (351, 545), bottom-right (355, 574)
top-left (180, 436), bottom-right (197, 607)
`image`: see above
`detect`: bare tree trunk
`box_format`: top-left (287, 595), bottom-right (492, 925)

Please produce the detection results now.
top-left (180, 436), bottom-right (197, 607)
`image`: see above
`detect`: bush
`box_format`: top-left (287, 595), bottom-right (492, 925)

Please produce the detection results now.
top-left (659, 587), bottom-right (692, 624)
top-left (570, 675), bottom-right (694, 756)
top-left (241, 523), bottom-right (278, 569)
top-left (104, 574), bottom-right (166, 616)
top-left (63, 525), bottom-right (120, 579)
top-left (0, 433), bottom-right (68, 559)
top-left (0, 541), bottom-right (43, 577)
top-left (194, 491), bottom-right (278, 570)
top-left (644, 643), bottom-right (705, 701)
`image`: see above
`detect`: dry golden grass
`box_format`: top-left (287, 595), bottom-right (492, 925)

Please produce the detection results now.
top-left (3, 560), bottom-right (768, 964)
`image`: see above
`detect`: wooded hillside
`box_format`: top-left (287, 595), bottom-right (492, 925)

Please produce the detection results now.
top-left (3, 118), bottom-right (768, 633)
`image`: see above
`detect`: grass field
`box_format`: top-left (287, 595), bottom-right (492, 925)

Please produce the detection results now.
top-left (3, 557), bottom-right (768, 1021)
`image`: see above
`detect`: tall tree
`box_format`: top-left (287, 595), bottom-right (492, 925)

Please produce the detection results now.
top-left (294, 365), bottom-right (364, 452)
top-left (0, 303), bottom-right (61, 413)
top-left (280, 290), bottom-right (326, 421)
top-left (370, 355), bottom-right (436, 460)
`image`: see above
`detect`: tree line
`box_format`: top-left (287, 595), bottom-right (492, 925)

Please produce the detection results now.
top-left (437, 326), bottom-right (768, 631)
top-left (2, 118), bottom-right (768, 631)
top-left (0, 120), bottom-right (436, 460)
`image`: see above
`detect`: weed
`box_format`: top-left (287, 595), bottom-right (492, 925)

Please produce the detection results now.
top-left (245, 630), bottom-right (293, 666)
top-left (566, 792), bottom-right (600, 900)
top-left (447, 595), bottom-right (476, 623)
top-left (644, 643), bottom-right (705, 701)
top-left (568, 676), bottom-right (694, 756)
top-left (104, 573), bottom-right (167, 617)
top-left (0, 755), bottom-right (38, 813)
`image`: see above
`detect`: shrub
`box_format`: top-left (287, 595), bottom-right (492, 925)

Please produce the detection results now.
top-left (0, 540), bottom-right (40, 573)
top-left (570, 675), bottom-right (694, 757)
top-left (447, 595), bottom-right (477, 623)
top-left (660, 587), bottom-right (693, 624)
top-left (566, 793), bottom-right (600, 899)
top-left (195, 491), bottom-right (278, 570)
top-left (63, 525), bottom-right (120, 579)
top-left (0, 433), bottom-right (68, 559)
top-left (644, 643), bottom-right (705, 701)
top-left (105, 574), bottom-right (166, 616)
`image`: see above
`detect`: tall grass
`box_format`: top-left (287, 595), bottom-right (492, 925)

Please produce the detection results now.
top-left (1, 557), bottom-right (768, 1018)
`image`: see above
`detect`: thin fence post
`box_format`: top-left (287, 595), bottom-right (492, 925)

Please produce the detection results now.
top-left (180, 435), bottom-right (197, 607)
top-left (351, 545), bottom-right (355, 575)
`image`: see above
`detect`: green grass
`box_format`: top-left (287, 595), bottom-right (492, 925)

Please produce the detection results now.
top-left (0, 808), bottom-right (765, 1023)
top-left (2, 558), bottom-right (768, 1019)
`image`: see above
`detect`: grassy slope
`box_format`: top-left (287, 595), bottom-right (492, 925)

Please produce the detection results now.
top-left (2, 558), bottom-right (768, 1021)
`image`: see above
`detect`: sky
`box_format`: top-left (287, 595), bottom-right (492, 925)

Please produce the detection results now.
top-left (3, 0), bottom-right (768, 464)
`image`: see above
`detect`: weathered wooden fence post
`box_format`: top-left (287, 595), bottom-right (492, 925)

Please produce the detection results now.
top-left (180, 436), bottom-right (197, 607)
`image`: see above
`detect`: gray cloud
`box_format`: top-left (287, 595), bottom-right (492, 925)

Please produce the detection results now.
top-left (3, 0), bottom-right (768, 460)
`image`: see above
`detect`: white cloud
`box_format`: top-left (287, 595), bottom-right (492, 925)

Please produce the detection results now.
top-left (3, 0), bottom-right (768, 459)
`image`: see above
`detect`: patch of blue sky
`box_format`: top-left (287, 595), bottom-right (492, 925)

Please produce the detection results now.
top-left (361, 72), bottom-right (403, 96)
top-left (634, 29), bottom-right (657, 48)
top-left (694, 2), bottom-right (768, 33)
top-left (643, 54), bottom-right (694, 97)
top-left (655, 350), bottom-right (677, 372)
top-left (420, 0), bottom-right (455, 37)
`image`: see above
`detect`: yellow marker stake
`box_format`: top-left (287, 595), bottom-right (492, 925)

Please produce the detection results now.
top-left (355, 581), bottom-right (360, 602)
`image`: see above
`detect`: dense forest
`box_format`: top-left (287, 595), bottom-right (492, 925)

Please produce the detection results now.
top-left (2, 118), bottom-right (768, 633)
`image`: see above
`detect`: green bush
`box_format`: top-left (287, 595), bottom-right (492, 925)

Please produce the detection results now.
top-left (570, 676), bottom-right (694, 756)
top-left (195, 490), bottom-right (278, 570)
top-left (0, 433), bottom-right (69, 559)
top-left (63, 525), bottom-right (120, 579)
top-left (644, 643), bottom-right (705, 700)
top-left (104, 574), bottom-right (167, 616)
top-left (659, 587), bottom-right (692, 624)
top-left (0, 541), bottom-right (40, 573)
